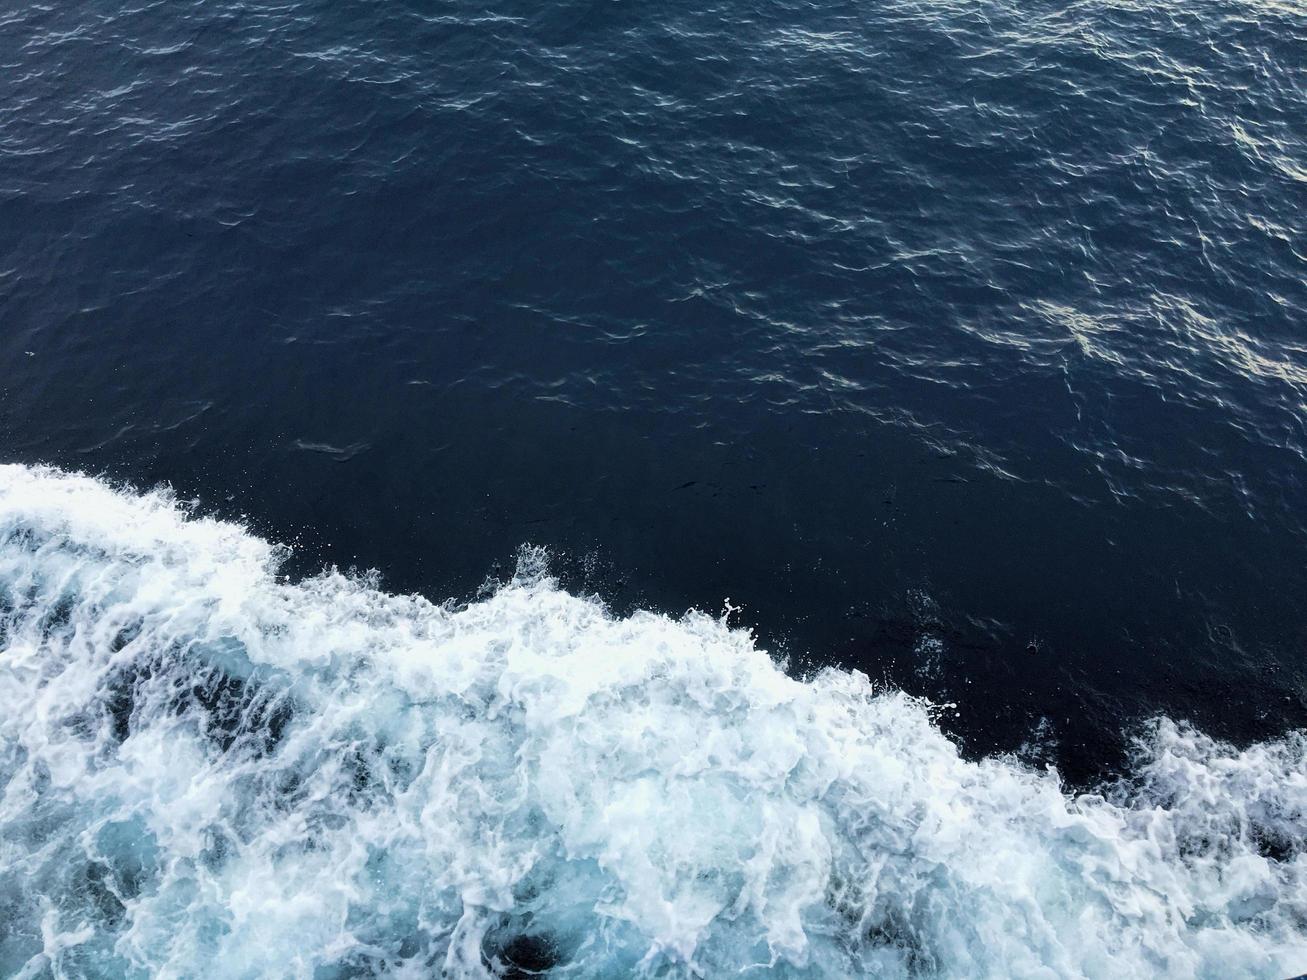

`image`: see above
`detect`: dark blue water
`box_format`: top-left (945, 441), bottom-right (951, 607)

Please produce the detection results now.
top-left (4, 0), bottom-right (1307, 975)
top-left (3, 0), bottom-right (1306, 776)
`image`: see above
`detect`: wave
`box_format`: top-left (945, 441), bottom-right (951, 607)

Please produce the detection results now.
top-left (0, 464), bottom-right (1304, 979)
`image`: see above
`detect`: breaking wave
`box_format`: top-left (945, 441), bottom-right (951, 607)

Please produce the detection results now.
top-left (0, 464), bottom-right (1304, 979)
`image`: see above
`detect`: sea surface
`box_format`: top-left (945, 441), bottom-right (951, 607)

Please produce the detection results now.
top-left (0, 0), bottom-right (1305, 976)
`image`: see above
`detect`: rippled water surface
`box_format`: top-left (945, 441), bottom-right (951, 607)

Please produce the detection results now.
top-left (1, 0), bottom-right (1306, 973)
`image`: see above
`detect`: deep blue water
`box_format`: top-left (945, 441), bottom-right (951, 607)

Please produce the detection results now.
top-left (3, 0), bottom-right (1307, 776)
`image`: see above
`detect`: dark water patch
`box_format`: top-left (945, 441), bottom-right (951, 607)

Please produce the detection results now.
top-left (36, 590), bottom-right (76, 641)
top-left (484, 931), bottom-right (565, 978)
top-left (81, 861), bottom-right (128, 928)
top-left (183, 666), bottom-right (295, 758)
top-left (101, 650), bottom-right (295, 761)
top-left (103, 659), bottom-right (146, 745)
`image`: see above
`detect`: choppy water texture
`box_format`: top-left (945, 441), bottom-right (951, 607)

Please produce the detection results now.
top-left (1, 0), bottom-right (1307, 973)
top-left (4, 0), bottom-right (1307, 780)
top-left (2, 465), bottom-right (1307, 979)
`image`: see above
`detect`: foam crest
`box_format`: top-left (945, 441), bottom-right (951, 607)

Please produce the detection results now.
top-left (0, 464), bottom-right (1304, 979)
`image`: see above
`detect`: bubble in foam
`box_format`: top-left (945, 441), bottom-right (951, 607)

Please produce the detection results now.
top-left (0, 463), bottom-right (1305, 979)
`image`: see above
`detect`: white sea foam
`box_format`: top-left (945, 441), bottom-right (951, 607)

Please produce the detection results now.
top-left (0, 463), bottom-right (1304, 979)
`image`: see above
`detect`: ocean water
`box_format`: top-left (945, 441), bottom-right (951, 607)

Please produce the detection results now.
top-left (1, 465), bottom-right (1306, 979)
top-left (1, 0), bottom-right (1306, 975)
